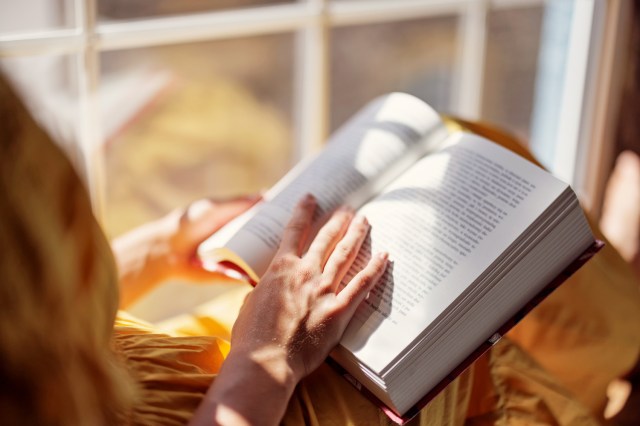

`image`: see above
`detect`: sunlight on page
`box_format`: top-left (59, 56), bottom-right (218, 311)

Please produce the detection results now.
top-left (200, 93), bottom-right (446, 277)
top-left (343, 152), bottom-right (452, 348)
top-left (354, 129), bottom-right (411, 178)
top-left (375, 92), bottom-right (441, 135)
top-left (341, 135), bottom-right (570, 374)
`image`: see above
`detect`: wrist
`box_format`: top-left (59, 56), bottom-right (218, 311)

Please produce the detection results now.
top-left (226, 345), bottom-right (299, 392)
top-left (197, 346), bottom-right (298, 425)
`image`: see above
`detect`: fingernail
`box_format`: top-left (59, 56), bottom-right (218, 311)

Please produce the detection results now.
top-left (302, 193), bottom-right (315, 205)
top-left (355, 215), bottom-right (369, 226)
top-left (377, 252), bottom-right (389, 261)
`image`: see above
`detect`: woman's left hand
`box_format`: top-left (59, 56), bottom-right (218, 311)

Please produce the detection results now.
top-left (112, 195), bottom-right (261, 308)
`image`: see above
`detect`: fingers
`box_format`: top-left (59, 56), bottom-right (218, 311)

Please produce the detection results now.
top-left (305, 206), bottom-right (354, 266)
top-left (278, 194), bottom-right (316, 256)
top-left (179, 194), bottom-right (262, 244)
top-left (321, 215), bottom-right (370, 290)
top-left (336, 252), bottom-right (388, 318)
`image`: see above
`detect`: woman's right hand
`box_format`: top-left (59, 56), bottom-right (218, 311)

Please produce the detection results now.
top-left (230, 193), bottom-right (389, 382)
top-left (191, 194), bottom-right (388, 425)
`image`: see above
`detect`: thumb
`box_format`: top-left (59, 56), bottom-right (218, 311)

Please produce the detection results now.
top-left (180, 194), bottom-right (262, 244)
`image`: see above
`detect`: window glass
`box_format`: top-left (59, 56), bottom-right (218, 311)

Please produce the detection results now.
top-left (98, 0), bottom-right (291, 21)
top-left (481, 5), bottom-right (544, 143)
top-left (329, 16), bottom-right (458, 131)
top-left (101, 34), bottom-right (294, 237)
top-left (0, 0), bottom-right (73, 34)
top-left (0, 54), bottom-right (83, 175)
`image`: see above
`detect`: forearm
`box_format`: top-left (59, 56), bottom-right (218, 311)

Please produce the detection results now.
top-left (112, 197), bottom-right (260, 309)
top-left (191, 348), bottom-right (297, 426)
top-left (111, 221), bottom-right (169, 309)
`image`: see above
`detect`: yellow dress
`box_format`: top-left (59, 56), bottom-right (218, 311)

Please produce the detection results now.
top-left (111, 121), bottom-right (640, 425)
top-left (1, 71), bottom-right (639, 425)
top-left (111, 271), bottom-right (620, 426)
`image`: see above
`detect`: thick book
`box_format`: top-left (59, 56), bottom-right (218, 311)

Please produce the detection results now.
top-left (197, 93), bottom-right (600, 424)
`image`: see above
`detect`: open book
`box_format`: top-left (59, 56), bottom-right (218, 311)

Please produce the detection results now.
top-left (197, 93), bottom-right (600, 424)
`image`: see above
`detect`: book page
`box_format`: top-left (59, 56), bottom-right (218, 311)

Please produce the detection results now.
top-left (339, 132), bottom-right (569, 374)
top-left (199, 93), bottom-right (447, 276)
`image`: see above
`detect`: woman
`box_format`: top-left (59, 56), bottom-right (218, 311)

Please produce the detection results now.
top-left (0, 70), bottom-right (389, 425)
top-left (1, 71), bottom-right (635, 425)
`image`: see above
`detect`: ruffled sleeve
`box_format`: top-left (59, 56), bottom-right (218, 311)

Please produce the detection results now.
top-left (113, 311), bottom-right (228, 426)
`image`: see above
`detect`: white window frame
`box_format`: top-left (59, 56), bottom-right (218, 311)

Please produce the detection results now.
top-left (0, 0), bottom-right (622, 221)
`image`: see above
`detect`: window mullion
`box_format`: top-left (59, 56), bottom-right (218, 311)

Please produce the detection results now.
top-left (548, 0), bottom-right (596, 187)
top-left (97, 4), bottom-right (312, 51)
top-left (0, 29), bottom-right (82, 56)
top-left (75, 0), bottom-right (105, 221)
top-left (294, 0), bottom-right (329, 163)
top-left (452, 0), bottom-right (488, 120)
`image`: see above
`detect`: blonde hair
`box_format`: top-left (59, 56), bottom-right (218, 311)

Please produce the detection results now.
top-left (0, 74), bottom-right (134, 425)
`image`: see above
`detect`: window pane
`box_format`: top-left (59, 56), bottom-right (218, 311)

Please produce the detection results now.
top-left (330, 16), bottom-right (458, 131)
top-left (98, 0), bottom-right (291, 21)
top-left (481, 5), bottom-right (544, 143)
top-left (100, 35), bottom-right (294, 237)
top-left (0, 0), bottom-right (73, 34)
top-left (0, 54), bottom-right (83, 173)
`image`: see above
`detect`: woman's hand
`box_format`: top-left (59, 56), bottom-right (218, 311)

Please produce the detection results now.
top-left (231, 193), bottom-right (388, 381)
top-left (113, 195), bottom-right (261, 308)
top-left (191, 194), bottom-right (388, 425)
